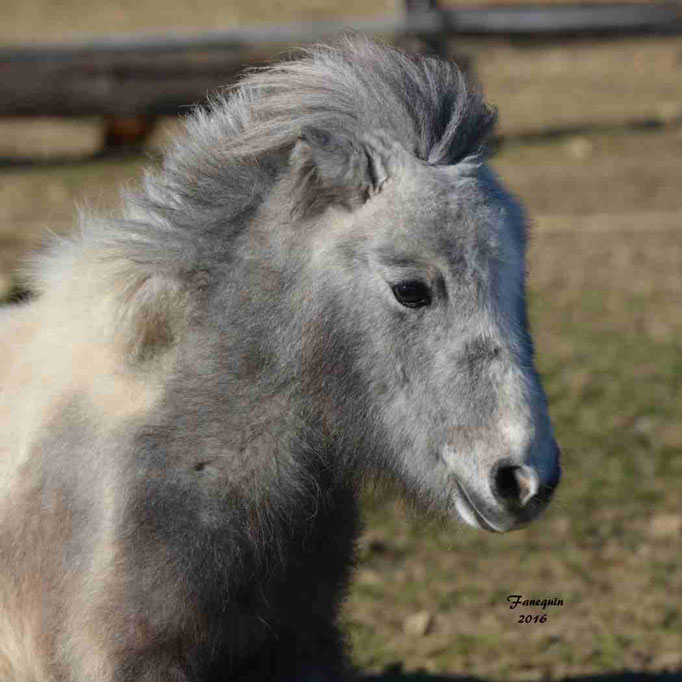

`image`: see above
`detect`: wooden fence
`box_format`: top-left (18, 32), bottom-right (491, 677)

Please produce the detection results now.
top-left (1, 1), bottom-right (680, 147)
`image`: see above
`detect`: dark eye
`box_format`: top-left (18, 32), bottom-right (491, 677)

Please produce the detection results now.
top-left (391, 281), bottom-right (432, 308)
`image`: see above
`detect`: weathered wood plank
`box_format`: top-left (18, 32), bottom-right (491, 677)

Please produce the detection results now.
top-left (0, 53), bottom-right (257, 117)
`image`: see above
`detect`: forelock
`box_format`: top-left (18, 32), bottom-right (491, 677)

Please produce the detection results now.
top-left (191, 35), bottom-right (496, 167)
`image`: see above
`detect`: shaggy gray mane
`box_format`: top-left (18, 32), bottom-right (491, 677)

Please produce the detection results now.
top-left (36, 37), bottom-right (496, 286)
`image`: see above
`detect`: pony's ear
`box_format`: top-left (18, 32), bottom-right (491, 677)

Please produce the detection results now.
top-left (290, 127), bottom-right (388, 215)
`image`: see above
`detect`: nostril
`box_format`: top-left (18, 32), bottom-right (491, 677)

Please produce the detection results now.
top-left (494, 464), bottom-right (520, 503)
top-left (494, 464), bottom-right (539, 508)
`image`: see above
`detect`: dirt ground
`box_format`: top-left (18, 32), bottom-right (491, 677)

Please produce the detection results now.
top-left (1, 21), bottom-right (681, 682)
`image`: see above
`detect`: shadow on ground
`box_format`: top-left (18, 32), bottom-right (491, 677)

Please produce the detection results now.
top-left (362, 670), bottom-right (682, 682)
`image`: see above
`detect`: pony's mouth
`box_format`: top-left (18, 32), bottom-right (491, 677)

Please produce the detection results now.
top-left (454, 480), bottom-right (504, 533)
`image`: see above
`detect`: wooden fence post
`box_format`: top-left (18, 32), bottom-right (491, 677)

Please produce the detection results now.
top-left (404, 0), bottom-right (448, 58)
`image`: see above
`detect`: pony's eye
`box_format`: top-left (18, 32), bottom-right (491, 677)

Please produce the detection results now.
top-left (391, 281), bottom-right (432, 308)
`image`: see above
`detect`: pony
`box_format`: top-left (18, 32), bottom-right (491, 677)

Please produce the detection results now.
top-left (0, 37), bottom-right (561, 681)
